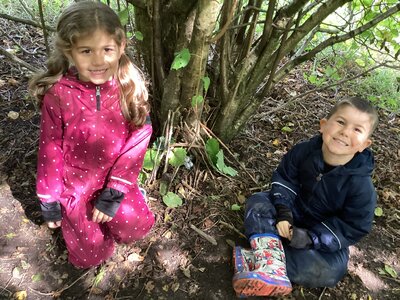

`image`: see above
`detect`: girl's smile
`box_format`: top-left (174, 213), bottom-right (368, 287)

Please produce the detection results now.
top-left (69, 29), bottom-right (125, 84)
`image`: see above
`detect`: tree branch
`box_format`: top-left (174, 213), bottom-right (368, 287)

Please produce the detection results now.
top-left (0, 13), bottom-right (54, 31)
top-left (0, 46), bottom-right (40, 73)
top-left (209, 0), bottom-right (237, 43)
top-left (274, 2), bottom-right (400, 83)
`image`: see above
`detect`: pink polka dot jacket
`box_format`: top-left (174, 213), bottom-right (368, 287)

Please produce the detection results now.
top-left (36, 69), bottom-right (155, 268)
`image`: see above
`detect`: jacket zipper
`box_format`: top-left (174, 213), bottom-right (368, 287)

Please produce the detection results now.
top-left (96, 86), bottom-right (101, 111)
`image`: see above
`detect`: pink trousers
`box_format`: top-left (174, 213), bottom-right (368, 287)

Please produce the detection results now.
top-left (60, 187), bottom-right (154, 268)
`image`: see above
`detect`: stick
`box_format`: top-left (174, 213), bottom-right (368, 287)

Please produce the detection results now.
top-left (219, 220), bottom-right (247, 239)
top-left (189, 224), bottom-right (217, 245)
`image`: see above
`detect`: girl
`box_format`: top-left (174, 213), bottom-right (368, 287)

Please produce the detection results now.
top-left (29, 1), bottom-right (155, 268)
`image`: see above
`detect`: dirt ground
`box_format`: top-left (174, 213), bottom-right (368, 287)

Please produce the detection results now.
top-left (1, 19), bottom-right (400, 300)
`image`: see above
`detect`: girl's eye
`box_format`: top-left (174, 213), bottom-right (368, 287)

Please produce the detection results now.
top-left (105, 48), bottom-right (115, 52)
top-left (337, 120), bottom-right (344, 125)
top-left (81, 49), bottom-right (91, 54)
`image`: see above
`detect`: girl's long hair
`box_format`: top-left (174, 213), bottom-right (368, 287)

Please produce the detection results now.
top-left (29, 1), bottom-right (149, 127)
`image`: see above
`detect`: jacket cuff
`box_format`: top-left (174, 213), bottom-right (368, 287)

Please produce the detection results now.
top-left (275, 204), bottom-right (293, 225)
top-left (40, 201), bottom-right (62, 222)
top-left (94, 187), bottom-right (125, 217)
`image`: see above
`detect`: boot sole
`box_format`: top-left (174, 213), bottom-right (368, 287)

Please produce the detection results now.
top-left (233, 272), bottom-right (292, 297)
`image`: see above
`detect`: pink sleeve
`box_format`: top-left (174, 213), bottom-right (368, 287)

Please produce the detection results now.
top-left (106, 121), bottom-right (152, 193)
top-left (36, 89), bottom-right (65, 203)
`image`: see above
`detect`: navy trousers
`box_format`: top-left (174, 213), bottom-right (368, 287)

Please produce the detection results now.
top-left (243, 192), bottom-right (349, 288)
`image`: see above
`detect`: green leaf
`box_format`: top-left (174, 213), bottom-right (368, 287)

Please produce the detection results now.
top-left (231, 204), bottom-right (241, 211)
top-left (169, 148), bottom-right (187, 167)
top-left (118, 8), bottom-right (129, 26)
top-left (159, 181), bottom-right (168, 196)
top-left (205, 138), bottom-right (220, 164)
top-left (191, 95), bottom-right (204, 107)
top-left (384, 265), bottom-right (397, 278)
top-left (281, 126), bottom-right (293, 133)
top-left (216, 150), bottom-right (237, 176)
top-left (143, 149), bottom-right (160, 171)
top-left (31, 274), bottom-right (42, 282)
top-left (135, 31), bottom-right (144, 41)
top-left (374, 207), bottom-right (383, 217)
top-left (171, 48), bottom-right (191, 70)
top-left (202, 76), bottom-right (210, 93)
top-left (163, 192), bottom-right (183, 208)
top-left (355, 59), bottom-right (366, 67)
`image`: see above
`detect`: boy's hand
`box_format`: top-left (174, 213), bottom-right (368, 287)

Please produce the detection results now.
top-left (47, 221), bottom-right (61, 229)
top-left (276, 220), bottom-right (293, 240)
top-left (92, 207), bottom-right (113, 223)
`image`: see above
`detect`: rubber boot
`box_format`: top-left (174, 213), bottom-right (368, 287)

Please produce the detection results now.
top-left (233, 246), bottom-right (255, 274)
top-left (232, 234), bottom-right (292, 297)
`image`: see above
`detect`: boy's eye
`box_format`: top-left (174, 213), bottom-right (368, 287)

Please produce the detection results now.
top-left (105, 48), bottom-right (115, 52)
top-left (337, 120), bottom-right (344, 125)
top-left (354, 128), bottom-right (362, 133)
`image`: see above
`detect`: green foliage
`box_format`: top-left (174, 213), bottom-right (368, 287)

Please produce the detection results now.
top-left (374, 207), bottom-right (383, 217)
top-left (378, 264), bottom-right (398, 278)
top-left (168, 148), bottom-right (187, 167)
top-left (231, 204), bottom-right (241, 211)
top-left (202, 76), bottom-right (210, 94)
top-left (118, 7), bottom-right (130, 26)
top-left (135, 31), bottom-right (144, 41)
top-left (143, 149), bottom-right (161, 171)
top-left (191, 95), bottom-right (204, 107)
top-left (171, 48), bottom-right (191, 70)
top-left (205, 138), bottom-right (237, 176)
top-left (163, 192), bottom-right (183, 208)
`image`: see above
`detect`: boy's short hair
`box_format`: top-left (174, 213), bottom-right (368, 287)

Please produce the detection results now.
top-left (327, 97), bottom-right (379, 135)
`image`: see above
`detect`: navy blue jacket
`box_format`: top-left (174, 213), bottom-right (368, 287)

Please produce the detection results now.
top-left (271, 135), bottom-right (376, 252)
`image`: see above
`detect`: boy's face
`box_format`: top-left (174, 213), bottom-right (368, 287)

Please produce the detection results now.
top-left (319, 105), bottom-right (373, 165)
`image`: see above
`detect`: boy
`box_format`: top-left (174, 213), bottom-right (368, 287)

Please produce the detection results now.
top-left (233, 97), bottom-right (378, 297)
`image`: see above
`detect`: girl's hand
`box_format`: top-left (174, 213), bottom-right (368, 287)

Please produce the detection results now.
top-left (92, 207), bottom-right (113, 223)
top-left (276, 220), bottom-right (293, 240)
top-left (47, 221), bottom-right (61, 229)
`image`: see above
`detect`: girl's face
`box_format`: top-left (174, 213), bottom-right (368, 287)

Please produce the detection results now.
top-left (69, 29), bottom-right (125, 84)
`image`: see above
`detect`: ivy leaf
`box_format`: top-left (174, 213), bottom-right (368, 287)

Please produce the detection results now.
top-left (281, 126), bottom-right (293, 133)
top-left (191, 95), bottom-right (204, 107)
top-left (135, 31), bottom-right (144, 41)
top-left (171, 48), bottom-right (190, 70)
top-left (118, 8), bottom-right (129, 26)
top-left (143, 149), bottom-right (160, 171)
top-left (163, 192), bottom-right (183, 208)
top-left (205, 138), bottom-right (220, 165)
top-left (216, 150), bottom-right (237, 176)
top-left (169, 148), bottom-right (187, 167)
top-left (202, 76), bottom-right (210, 93)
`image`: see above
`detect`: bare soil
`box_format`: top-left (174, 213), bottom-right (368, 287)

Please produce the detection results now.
top-left (1, 19), bottom-right (399, 300)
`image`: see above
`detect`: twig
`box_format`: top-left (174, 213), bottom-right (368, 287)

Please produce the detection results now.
top-left (219, 220), bottom-right (246, 239)
top-left (318, 287), bottom-right (327, 300)
top-left (200, 123), bottom-right (258, 185)
top-left (30, 269), bottom-right (91, 296)
top-left (189, 224), bottom-right (217, 245)
top-left (0, 46), bottom-right (40, 73)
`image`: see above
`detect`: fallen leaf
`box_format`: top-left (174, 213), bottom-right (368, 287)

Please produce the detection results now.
top-left (171, 282), bottom-right (180, 292)
top-left (8, 111), bottom-right (19, 120)
top-left (13, 291), bottom-right (27, 300)
top-left (127, 252), bottom-right (145, 262)
top-left (145, 281), bottom-right (154, 293)
top-left (272, 139), bottom-right (280, 146)
top-left (12, 267), bottom-right (22, 279)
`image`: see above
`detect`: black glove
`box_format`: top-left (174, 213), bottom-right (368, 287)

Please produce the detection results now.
top-left (41, 201), bottom-right (62, 222)
top-left (94, 188), bottom-right (125, 217)
top-left (289, 227), bottom-right (313, 249)
top-left (275, 204), bottom-right (293, 225)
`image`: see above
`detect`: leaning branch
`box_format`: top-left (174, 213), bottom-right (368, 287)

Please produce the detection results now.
top-left (0, 46), bottom-right (40, 73)
top-left (0, 13), bottom-right (54, 32)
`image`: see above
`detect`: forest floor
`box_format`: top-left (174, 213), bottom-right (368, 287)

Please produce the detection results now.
top-left (1, 19), bottom-right (400, 300)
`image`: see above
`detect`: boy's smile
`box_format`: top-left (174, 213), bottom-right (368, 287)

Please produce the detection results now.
top-left (68, 29), bottom-right (125, 85)
top-left (319, 105), bottom-right (373, 166)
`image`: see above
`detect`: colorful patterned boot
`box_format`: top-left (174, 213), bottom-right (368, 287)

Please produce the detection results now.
top-left (232, 234), bottom-right (292, 297)
top-left (233, 246), bottom-right (255, 274)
